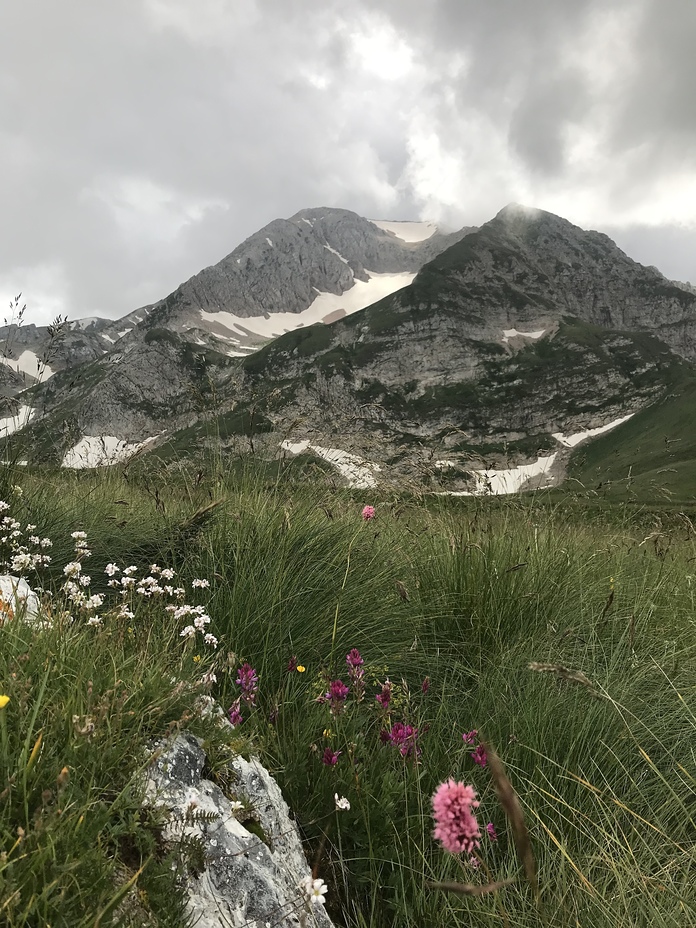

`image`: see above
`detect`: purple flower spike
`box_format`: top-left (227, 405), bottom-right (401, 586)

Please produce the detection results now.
top-left (236, 663), bottom-right (259, 706)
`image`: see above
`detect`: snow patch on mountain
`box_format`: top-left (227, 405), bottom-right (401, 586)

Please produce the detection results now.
top-left (552, 414), bottom-right (634, 448)
top-left (371, 220), bottom-right (438, 242)
top-left (0, 405), bottom-right (34, 437)
top-left (62, 435), bottom-right (156, 468)
top-left (0, 350), bottom-right (54, 381)
top-left (502, 328), bottom-right (546, 343)
top-left (200, 271), bottom-right (415, 350)
top-left (280, 441), bottom-right (381, 488)
top-left (442, 454), bottom-right (558, 496)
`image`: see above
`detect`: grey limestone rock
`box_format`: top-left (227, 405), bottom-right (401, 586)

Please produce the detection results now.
top-left (145, 733), bottom-right (334, 928)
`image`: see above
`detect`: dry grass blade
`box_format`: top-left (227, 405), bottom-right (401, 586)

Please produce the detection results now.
top-left (483, 740), bottom-right (538, 898)
top-left (527, 662), bottom-right (602, 698)
top-left (427, 878), bottom-right (514, 896)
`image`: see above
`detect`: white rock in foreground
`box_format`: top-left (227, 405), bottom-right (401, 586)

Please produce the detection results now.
top-left (145, 733), bottom-right (334, 928)
top-left (0, 575), bottom-right (41, 624)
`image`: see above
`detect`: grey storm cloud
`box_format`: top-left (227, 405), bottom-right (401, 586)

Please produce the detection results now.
top-left (1, 0), bottom-right (695, 324)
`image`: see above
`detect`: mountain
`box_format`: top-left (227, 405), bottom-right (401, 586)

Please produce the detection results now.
top-left (228, 205), bottom-right (695, 464)
top-left (0, 305), bottom-right (155, 397)
top-left (7, 202), bottom-right (696, 493)
top-left (6, 208), bottom-right (469, 462)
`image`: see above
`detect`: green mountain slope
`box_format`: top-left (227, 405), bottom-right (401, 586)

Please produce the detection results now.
top-left (569, 373), bottom-right (696, 502)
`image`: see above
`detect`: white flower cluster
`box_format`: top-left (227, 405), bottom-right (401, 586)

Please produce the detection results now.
top-left (0, 500), bottom-right (220, 648)
top-left (0, 508), bottom-right (53, 574)
top-left (61, 533), bottom-right (102, 622)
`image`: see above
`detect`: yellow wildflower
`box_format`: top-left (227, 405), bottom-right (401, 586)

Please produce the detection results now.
top-left (296, 665), bottom-right (306, 673)
top-left (193, 655), bottom-right (201, 663)
top-left (0, 695), bottom-right (9, 710)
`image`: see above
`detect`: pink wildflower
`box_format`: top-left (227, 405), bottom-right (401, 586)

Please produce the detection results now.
top-left (322, 747), bottom-right (341, 766)
top-left (346, 649), bottom-right (365, 701)
top-left (471, 745), bottom-right (487, 768)
top-left (462, 729), bottom-right (478, 745)
top-left (375, 679), bottom-right (392, 712)
top-left (236, 663), bottom-right (258, 706)
top-left (432, 779), bottom-right (481, 855)
top-left (387, 722), bottom-right (421, 758)
top-left (320, 679), bottom-right (349, 716)
top-left (361, 505), bottom-right (375, 521)
top-left (421, 676), bottom-right (430, 694)
top-left (345, 648), bottom-right (364, 668)
top-left (228, 698), bottom-right (243, 727)
top-left (486, 822), bottom-right (497, 842)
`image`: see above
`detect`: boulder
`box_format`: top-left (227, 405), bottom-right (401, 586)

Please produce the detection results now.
top-left (144, 732), bottom-right (334, 928)
top-left (0, 575), bottom-right (41, 624)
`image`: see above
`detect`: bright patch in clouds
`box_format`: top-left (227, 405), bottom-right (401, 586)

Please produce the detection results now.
top-left (83, 176), bottom-right (228, 245)
top-left (349, 19), bottom-right (415, 81)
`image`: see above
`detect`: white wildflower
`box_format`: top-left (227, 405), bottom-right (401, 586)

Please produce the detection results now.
top-left (192, 578), bottom-right (210, 589)
top-left (105, 563), bottom-right (119, 576)
top-left (160, 567), bottom-right (175, 580)
top-left (334, 794), bottom-right (351, 811)
top-left (63, 561), bottom-right (82, 578)
top-left (300, 876), bottom-right (328, 906)
top-left (180, 625), bottom-right (196, 639)
top-left (204, 633), bottom-right (218, 648)
top-left (71, 531), bottom-right (87, 540)
top-left (86, 615), bottom-right (102, 627)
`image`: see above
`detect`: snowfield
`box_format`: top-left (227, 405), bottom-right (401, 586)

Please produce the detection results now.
top-left (501, 328), bottom-right (546, 342)
top-left (0, 405), bottom-right (35, 437)
top-left (553, 414), bottom-right (634, 448)
top-left (441, 454), bottom-right (558, 496)
top-left (0, 350), bottom-right (54, 381)
top-left (62, 435), bottom-right (157, 469)
top-left (280, 441), bottom-right (381, 489)
top-left (370, 220), bottom-right (438, 242)
top-left (200, 270), bottom-right (415, 351)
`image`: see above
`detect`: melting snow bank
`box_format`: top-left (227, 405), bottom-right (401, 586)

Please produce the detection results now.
top-left (280, 441), bottom-right (381, 488)
top-left (0, 405), bottom-right (34, 437)
top-left (441, 454), bottom-right (558, 496)
top-left (370, 219), bottom-right (438, 242)
top-left (0, 350), bottom-right (54, 381)
top-left (553, 414), bottom-right (634, 448)
top-left (502, 328), bottom-right (546, 343)
top-left (200, 270), bottom-right (415, 352)
top-left (62, 435), bottom-right (157, 468)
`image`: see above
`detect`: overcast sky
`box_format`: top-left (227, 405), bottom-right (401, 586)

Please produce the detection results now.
top-left (2, 0), bottom-right (695, 326)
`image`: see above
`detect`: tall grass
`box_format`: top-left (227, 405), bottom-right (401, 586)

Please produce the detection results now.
top-left (0, 460), bottom-right (694, 926)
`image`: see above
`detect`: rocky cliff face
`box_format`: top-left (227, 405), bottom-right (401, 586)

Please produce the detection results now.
top-left (9, 204), bottom-right (696, 471)
top-left (235, 205), bottom-right (696, 457)
top-left (11, 209), bottom-right (470, 454)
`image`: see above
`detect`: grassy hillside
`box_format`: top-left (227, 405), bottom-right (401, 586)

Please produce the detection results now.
top-left (570, 372), bottom-right (696, 502)
top-left (0, 460), bottom-right (694, 926)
